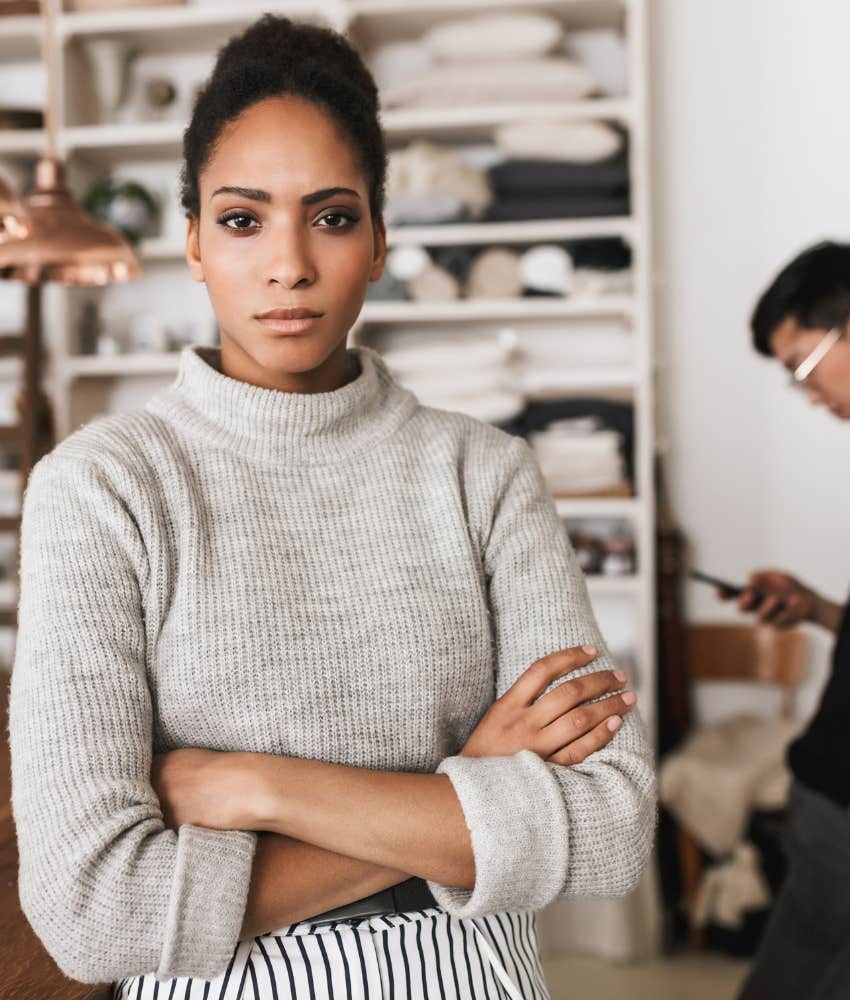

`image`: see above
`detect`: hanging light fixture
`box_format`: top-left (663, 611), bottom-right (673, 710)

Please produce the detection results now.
top-left (0, 174), bottom-right (32, 243)
top-left (0, 0), bottom-right (141, 285)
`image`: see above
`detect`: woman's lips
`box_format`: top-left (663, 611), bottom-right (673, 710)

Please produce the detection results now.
top-left (256, 316), bottom-right (321, 334)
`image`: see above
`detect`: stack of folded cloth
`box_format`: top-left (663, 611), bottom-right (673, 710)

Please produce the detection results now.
top-left (374, 330), bottom-right (525, 424)
top-left (366, 239), bottom-right (632, 302)
top-left (372, 11), bottom-right (599, 109)
top-left (385, 140), bottom-right (493, 226)
top-left (528, 415), bottom-right (628, 496)
top-left (485, 120), bottom-right (630, 221)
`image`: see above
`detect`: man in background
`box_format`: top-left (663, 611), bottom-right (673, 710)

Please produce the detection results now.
top-left (728, 241), bottom-right (850, 999)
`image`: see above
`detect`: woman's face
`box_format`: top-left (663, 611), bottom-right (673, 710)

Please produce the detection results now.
top-left (186, 94), bottom-right (386, 392)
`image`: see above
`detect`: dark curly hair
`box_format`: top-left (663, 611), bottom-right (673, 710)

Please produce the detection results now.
top-left (179, 13), bottom-right (387, 223)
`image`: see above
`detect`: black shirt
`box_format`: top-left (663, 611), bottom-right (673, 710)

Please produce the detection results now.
top-left (788, 599), bottom-right (850, 806)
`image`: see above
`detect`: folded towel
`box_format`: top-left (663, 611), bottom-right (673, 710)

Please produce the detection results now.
top-left (520, 245), bottom-right (574, 295)
top-left (408, 263), bottom-right (461, 302)
top-left (488, 153), bottom-right (629, 197)
top-left (387, 141), bottom-right (492, 220)
top-left (368, 39), bottom-right (433, 92)
top-left (484, 191), bottom-right (630, 222)
top-left (464, 247), bottom-right (523, 299)
top-left (422, 11), bottom-right (564, 62)
top-left (381, 56), bottom-right (596, 108)
top-left (495, 119), bottom-right (623, 163)
top-left (563, 29), bottom-right (628, 98)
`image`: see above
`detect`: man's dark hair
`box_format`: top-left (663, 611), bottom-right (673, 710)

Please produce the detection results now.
top-left (179, 13), bottom-right (387, 223)
top-left (751, 241), bottom-right (850, 356)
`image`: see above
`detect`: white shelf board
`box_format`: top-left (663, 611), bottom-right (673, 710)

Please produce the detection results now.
top-left (0, 130), bottom-right (45, 157)
top-left (554, 497), bottom-right (642, 519)
top-left (357, 297), bottom-right (635, 323)
top-left (57, 2), bottom-right (343, 39)
top-left (521, 367), bottom-right (636, 392)
top-left (351, 0), bottom-right (620, 15)
top-left (64, 351), bottom-right (182, 379)
top-left (381, 99), bottom-right (633, 137)
top-left (60, 120), bottom-right (182, 156)
top-left (0, 357), bottom-right (22, 380)
top-left (0, 14), bottom-right (41, 60)
top-left (387, 217), bottom-right (634, 247)
top-left (586, 575), bottom-right (641, 597)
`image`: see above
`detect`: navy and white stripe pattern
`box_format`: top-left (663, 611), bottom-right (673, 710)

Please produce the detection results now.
top-left (113, 906), bottom-right (551, 999)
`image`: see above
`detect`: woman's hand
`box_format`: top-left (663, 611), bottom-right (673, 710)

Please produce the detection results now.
top-left (458, 645), bottom-right (636, 766)
top-left (150, 747), bottom-right (260, 832)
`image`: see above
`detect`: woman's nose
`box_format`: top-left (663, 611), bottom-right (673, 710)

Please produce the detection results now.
top-left (265, 228), bottom-right (317, 289)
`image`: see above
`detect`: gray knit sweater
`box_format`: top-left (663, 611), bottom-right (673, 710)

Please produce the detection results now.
top-left (8, 343), bottom-right (655, 985)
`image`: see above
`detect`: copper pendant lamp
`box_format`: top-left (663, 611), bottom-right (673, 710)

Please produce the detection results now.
top-left (0, 0), bottom-right (141, 285)
top-left (0, 174), bottom-right (31, 243)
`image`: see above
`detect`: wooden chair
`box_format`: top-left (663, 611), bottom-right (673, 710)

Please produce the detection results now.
top-left (676, 623), bottom-right (806, 947)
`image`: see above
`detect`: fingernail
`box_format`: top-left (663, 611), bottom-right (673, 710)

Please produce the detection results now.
top-left (614, 670), bottom-right (627, 683)
top-left (607, 716), bottom-right (622, 732)
top-left (623, 691), bottom-right (637, 706)
top-left (582, 645), bottom-right (597, 655)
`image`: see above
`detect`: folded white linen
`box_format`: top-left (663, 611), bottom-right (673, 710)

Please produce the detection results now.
top-left (465, 248), bottom-right (523, 299)
top-left (495, 119), bottom-right (623, 163)
top-left (520, 245), bottom-right (574, 295)
top-left (408, 264), bottom-right (461, 302)
top-left (368, 39), bottom-right (433, 93)
top-left (659, 714), bottom-right (798, 856)
top-left (563, 29), bottom-right (628, 98)
top-left (422, 12), bottom-right (563, 62)
top-left (381, 57), bottom-right (597, 108)
top-left (387, 141), bottom-right (492, 219)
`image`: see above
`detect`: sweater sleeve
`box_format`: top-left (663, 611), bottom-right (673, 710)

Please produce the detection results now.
top-left (8, 452), bottom-right (257, 984)
top-left (425, 434), bottom-right (656, 918)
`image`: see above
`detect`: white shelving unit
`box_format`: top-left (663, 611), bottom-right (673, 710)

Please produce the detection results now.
top-left (0, 0), bottom-right (660, 961)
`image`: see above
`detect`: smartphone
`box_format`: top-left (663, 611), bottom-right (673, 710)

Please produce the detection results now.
top-left (688, 569), bottom-right (746, 598)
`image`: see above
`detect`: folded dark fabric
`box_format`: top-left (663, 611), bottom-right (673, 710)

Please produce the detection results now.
top-left (484, 191), bottom-right (630, 221)
top-left (564, 236), bottom-right (632, 271)
top-left (487, 153), bottom-right (629, 197)
top-left (514, 397), bottom-right (635, 480)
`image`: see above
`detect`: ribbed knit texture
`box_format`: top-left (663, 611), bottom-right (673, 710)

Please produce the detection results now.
top-left (8, 343), bottom-right (655, 985)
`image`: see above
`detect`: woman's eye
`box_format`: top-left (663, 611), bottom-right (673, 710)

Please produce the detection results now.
top-left (317, 212), bottom-right (358, 230)
top-left (218, 212), bottom-right (258, 230)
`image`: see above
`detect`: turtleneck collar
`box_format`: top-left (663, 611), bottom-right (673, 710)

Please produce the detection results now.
top-left (145, 343), bottom-right (419, 467)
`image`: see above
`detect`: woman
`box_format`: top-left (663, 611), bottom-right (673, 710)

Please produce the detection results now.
top-left (9, 14), bottom-right (655, 999)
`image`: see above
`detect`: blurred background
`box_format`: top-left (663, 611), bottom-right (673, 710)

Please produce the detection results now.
top-left (2, 1), bottom-right (849, 997)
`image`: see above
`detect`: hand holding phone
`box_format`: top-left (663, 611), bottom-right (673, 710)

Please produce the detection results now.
top-left (688, 569), bottom-right (746, 599)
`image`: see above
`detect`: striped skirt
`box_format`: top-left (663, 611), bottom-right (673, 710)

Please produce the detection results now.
top-left (113, 905), bottom-right (551, 999)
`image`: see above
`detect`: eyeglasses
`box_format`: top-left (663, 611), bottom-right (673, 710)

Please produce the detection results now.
top-left (788, 326), bottom-right (842, 389)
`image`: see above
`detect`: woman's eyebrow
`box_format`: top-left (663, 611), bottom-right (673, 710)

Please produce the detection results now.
top-left (209, 185), bottom-right (361, 204)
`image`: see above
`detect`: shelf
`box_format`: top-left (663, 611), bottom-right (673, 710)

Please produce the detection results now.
top-left (387, 217), bottom-right (635, 248)
top-left (64, 352), bottom-right (182, 379)
top-left (380, 99), bottom-right (633, 140)
top-left (521, 367), bottom-right (636, 392)
top-left (0, 130), bottom-right (45, 157)
top-left (0, 14), bottom-right (41, 61)
top-left (586, 575), bottom-right (641, 597)
top-left (555, 497), bottom-right (641, 519)
top-left (57, 2), bottom-right (343, 42)
top-left (361, 297), bottom-right (635, 323)
top-left (59, 121), bottom-right (183, 162)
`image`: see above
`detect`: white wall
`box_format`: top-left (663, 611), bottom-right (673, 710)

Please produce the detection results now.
top-left (651, 0), bottom-right (850, 723)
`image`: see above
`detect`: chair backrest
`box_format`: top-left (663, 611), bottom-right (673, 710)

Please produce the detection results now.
top-left (686, 623), bottom-right (806, 718)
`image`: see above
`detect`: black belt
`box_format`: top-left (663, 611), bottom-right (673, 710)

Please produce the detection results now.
top-left (305, 876), bottom-right (439, 926)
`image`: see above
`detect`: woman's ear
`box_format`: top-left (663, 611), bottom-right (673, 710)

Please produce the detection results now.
top-left (369, 215), bottom-right (387, 283)
top-left (185, 215), bottom-right (205, 283)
